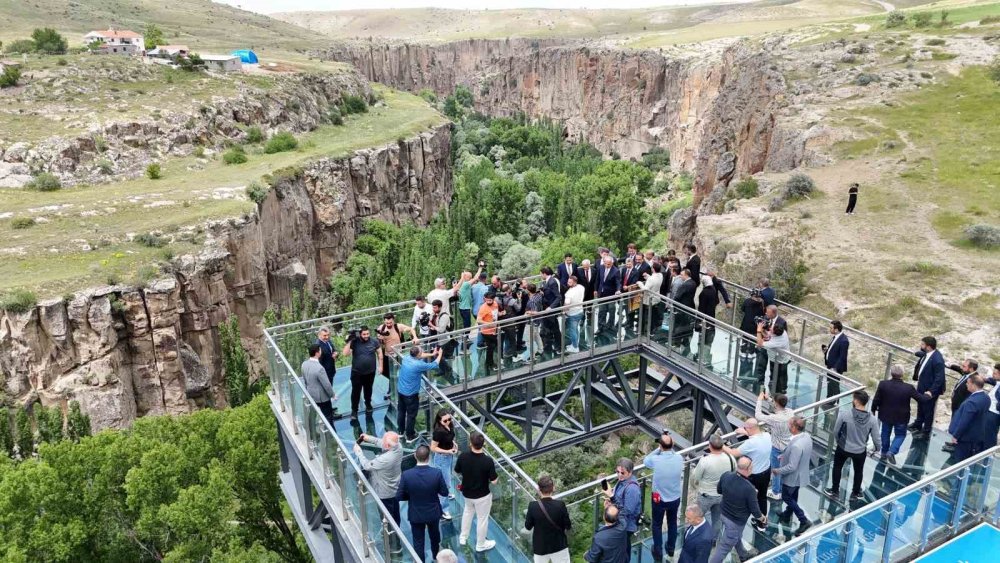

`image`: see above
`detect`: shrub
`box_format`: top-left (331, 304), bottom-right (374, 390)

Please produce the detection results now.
top-left (341, 94), bottom-right (368, 114)
top-left (25, 172), bottom-right (61, 191)
top-left (31, 28), bottom-right (68, 54)
top-left (418, 88), bottom-right (437, 104)
top-left (721, 237), bottom-right (810, 304)
top-left (5, 39), bottom-right (36, 54)
top-left (885, 11), bottom-right (906, 28)
top-left (246, 181), bottom-right (268, 205)
top-left (146, 163), bottom-right (162, 179)
top-left (56, 57), bottom-right (68, 66)
top-left (192, 145), bottom-right (205, 158)
top-left (134, 232), bottom-right (167, 248)
top-left (733, 177), bottom-right (760, 199)
top-left (965, 224), bottom-right (1000, 249)
top-left (245, 126), bottom-right (264, 143)
top-left (264, 131), bottom-right (298, 154)
top-left (925, 38), bottom-right (945, 46)
top-left (328, 110), bottom-right (344, 125)
top-left (223, 146), bottom-right (248, 165)
top-left (981, 15), bottom-right (1000, 25)
top-left (785, 173), bottom-right (816, 199)
top-left (0, 66), bottom-right (21, 88)
top-left (912, 12), bottom-right (933, 28)
top-left (97, 160), bottom-right (113, 175)
top-left (0, 288), bottom-right (37, 313)
top-left (987, 56), bottom-right (1000, 85)
top-left (10, 217), bottom-right (36, 229)
top-left (856, 73), bottom-right (880, 86)
top-left (641, 147), bottom-right (671, 172)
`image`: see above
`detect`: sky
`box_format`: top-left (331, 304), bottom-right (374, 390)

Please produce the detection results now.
top-left (214, 0), bottom-right (743, 14)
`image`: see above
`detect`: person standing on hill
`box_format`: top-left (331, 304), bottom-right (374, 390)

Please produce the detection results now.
top-left (845, 183), bottom-right (859, 215)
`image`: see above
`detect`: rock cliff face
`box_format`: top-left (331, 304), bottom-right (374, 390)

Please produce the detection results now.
top-left (0, 71), bottom-right (373, 188)
top-left (0, 126), bottom-right (452, 430)
top-left (315, 38), bottom-right (808, 203)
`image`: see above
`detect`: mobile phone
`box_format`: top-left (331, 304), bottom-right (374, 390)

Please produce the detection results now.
top-left (601, 478), bottom-right (609, 492)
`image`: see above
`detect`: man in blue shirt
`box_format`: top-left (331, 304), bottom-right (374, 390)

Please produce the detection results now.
top-left (396, 346), bottom-right (442, 443)
top-left (724, 418), bottom-right (772, 517)
top-left (471, 273), bottom-right (490, 322)
top-left (645, 432), bottom-right (683, 561)
top-left (603, 457), bottom-right (641, 560)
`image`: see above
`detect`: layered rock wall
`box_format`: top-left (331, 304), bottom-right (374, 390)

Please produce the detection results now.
top-left (0, 126), bottom-right (452, 430)
top-left (316, 39), bottom-right (807, 202)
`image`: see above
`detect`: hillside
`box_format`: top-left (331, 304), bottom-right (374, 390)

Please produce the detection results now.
top-left (0, 0), bottom-right (325, 53)
top-left (272, 0), bottom-right (938, 44)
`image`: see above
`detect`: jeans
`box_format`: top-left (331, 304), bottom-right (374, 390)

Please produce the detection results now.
top-left (831, 448), bottom-right (866, 495)
top-left (410, 520), bottom-right (441, 561)
top-left (432, 452), bottom-right (454, 512)
top-left (708, 515), bottom-right (752, 563)
top-left (880, 421), bottom-right (908, 455)
top-left (696, 493), bottom-right (723, 540)
top-left (780, 484), bottom-right (807, 523)
top-left (565, 313), bottom-right (582, 348)
top-left (397, 393), bottom-right (419, 440)
top-left (651, 497), bottom-right (680, 559)
top-left (771, 446), bottom-right (784, 493)
top-left (460, 493), bottom-right (493, 548)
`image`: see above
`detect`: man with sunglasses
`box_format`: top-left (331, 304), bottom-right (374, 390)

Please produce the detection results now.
top-left (603, 458), bottom-right (642, 560)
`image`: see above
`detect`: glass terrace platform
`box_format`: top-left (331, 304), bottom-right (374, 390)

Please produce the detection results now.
top-left (264, 280), bottom-right (997, 562)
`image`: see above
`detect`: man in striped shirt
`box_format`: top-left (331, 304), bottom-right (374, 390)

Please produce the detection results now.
top-left (755, 392), bottom-right (794, 501)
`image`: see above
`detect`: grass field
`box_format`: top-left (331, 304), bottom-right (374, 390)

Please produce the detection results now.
top-left (847, 68), bottom-right (1000, 246)
top-left (0, 87), bottom-right (447, 297)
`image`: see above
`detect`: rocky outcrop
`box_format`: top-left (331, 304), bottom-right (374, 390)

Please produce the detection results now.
top-left (0, 71), bottom-right (373, 187)
top-left (0, 126), bottom-right (452, 430)
top-left (316, 39), bottom-right (810, 203)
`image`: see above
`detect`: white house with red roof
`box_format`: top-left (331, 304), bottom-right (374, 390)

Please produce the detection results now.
top-left (83, 28), bottom-right (145, 49)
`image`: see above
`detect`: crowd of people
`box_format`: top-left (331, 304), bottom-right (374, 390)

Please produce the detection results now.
top-left (294, 241), bottom-right (1000, 562)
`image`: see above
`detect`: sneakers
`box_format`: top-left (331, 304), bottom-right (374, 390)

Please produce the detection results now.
top-left (448, 493), bottom-right (455, 500)
top-left (405, 435), bottom-right (419, 445)
top-left (441, 511), bottom-right (452, 521)
top-left (794, 520), bottom-right (812, 536)
top-left (458, 536), bottom-right (467, 546)
top-left (824, 487), bottom-right (840, 498)
top-left (849, 492), bottom-right (864, 502)
top-left (565, 345), bottom-right (579, 354)
top-left (767, 490), bottom-right (783, 501)
top-left (350, 411), bottom-right (358, 421)
top-left (475, 539), bottom-right (496, 552)
top-left (886, 453), bottom-right (897, 465)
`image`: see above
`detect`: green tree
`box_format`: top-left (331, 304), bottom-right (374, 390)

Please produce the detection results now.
top-left (0, 66), bottom-right (20, 88)
top-left (0, 408), bottom-right (13, 458)
top-left (66, 401), bottom-right (91, 441)
top-left (500, 243), bottom-right (541, 278)
top-left (14, 408), bottom-right (32, 459)
top-left (143, 24), bottom-right (165, 50)
top-left (31, 28), bottom-right (67, 54)
top-left (220, 316), bottom-right (253, 407)
top-left (522, 191), bottom-right (547, 240)
top-left (454, 84), bottom-right (474, 108)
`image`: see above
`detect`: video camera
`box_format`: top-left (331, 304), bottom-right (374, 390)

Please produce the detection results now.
top-left (418, 312), bottom-right (432, 328)
top-left (754, 315), bottom-right (772, 329)
top-left (346, 328), bottom-right (360, 342)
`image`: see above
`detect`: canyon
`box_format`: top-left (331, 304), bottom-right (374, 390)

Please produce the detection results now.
top-left (316, 38), bottom-right (816, 203)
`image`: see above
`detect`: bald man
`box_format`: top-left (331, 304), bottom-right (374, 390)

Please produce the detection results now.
top-left (354, 431), bottom-right (403, 524)
top-left (709, 457), bottom-right (765, 563)
top-left (724, 418), bottom-right (773, 516)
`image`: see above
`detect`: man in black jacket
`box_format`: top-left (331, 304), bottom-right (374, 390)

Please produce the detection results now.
top-left (709, 457), bottom-right (766, 563)
top-left (872, 365), bottom-right (930, 465)
top-left (684, 243), bottom-right (701, 282)
top-left (911, 336), bottom-right (946, 439)
top-left (540, 267), bottom-right (563, 354)
top-left (672, 269), bottom-right (699, 355)
top-left (525, 475), bottom-right (572, 562)
top-left (944, 359), bottom-right (979, 452)
top-left (584, 505), bottom-right (629, 563)
top-left (315, 328), bottom-right (338, 383)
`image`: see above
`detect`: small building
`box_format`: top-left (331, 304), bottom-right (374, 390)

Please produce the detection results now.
top-left (93, 43), bottom-right (141, 56)
top-left (201, 54), bottom-right (242, 73)
top-left (231, 49), bottom-right (259, 64)
top-left (146, 45), bottom-right (190, 59)
top-left (84, 28), bottom-right (145, 51)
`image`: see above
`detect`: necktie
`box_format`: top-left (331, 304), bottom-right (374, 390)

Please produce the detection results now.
top-left (686, 527), bottom-right (693, 538)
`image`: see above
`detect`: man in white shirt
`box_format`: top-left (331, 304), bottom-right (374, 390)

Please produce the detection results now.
top-left (755, 392), bottom-right (794, 500)
top-left (639, 262), bottom-right (665, 332)
top-left (757, 319), bottom-right (791, 395)
top-left (426, 278), bottom-right (456, 313)
top-left (563, 276), bottom-right (585, 353)
top-left (412, 296), bottom-right (435, 341)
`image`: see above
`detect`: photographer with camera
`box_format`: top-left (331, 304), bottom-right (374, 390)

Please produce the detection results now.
top-left (376, 313), bottom-right (417, 402)
top-left (342, 326), bottom-right (382, 421)
top-left (412, 295), bottom-right (434, 337)
top-left (397, 345), bottom-right (444, 443)
top-left (497, 284), bottom-right (523, 360)
top-left (429, 299), bottom-right (454, 380)
top-left (740, 289), bottom-right (766, 357)
top-left (756, 315), bottom-right (791, 395)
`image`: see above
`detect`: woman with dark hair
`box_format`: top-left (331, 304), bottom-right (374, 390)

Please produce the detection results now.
top-left (846, 183), bottom-right (859, 214)
top-left (430, 409), bottom-right (458, 520)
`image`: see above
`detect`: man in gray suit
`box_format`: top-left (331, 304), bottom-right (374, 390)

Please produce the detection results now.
top-left (302, 343), bottom-right (337, 423)
top-left (772, 416), bottom-right (812, 536)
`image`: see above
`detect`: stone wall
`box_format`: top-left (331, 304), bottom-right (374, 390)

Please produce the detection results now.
top-left (315, 38), bottom-right (810, 204)
top-left (0, 125), bottom-right (452, 430)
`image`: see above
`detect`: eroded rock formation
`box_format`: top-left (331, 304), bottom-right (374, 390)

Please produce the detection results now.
top-left (315, 38), bottom-right (811, 203)
top-left (0, 126), bottom-right (452, 430)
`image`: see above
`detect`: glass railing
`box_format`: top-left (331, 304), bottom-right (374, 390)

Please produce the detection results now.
top-left (550, 389), bottom-right (859, 558)
top-left (265, 331), bottom-right (423, 562)
top-left (749, 445), bottom-right (1000, 563)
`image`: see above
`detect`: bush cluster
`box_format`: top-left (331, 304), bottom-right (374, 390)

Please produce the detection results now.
top-left (25, 172), bottom-right (61, 191)
top-left (245, 126), bottom-right (264, 143)
top-left (134, 232), bottom-right (167, 248)
top-left (965, 224), bottom-right (1000, 249)
top-left (146, 163), bottom-right (162, 179)
top-left (10, 217), bottom-right (35, 229)
top-left (341, 94), bottom-right (368, 115)
top-left (264, 131), bottom-right (298, 154)
top-left (246, 181), bottom-right (269, 205)
top-left (0, 289), bottom-right (37, 314)
top-left (223, 145), bottom-right (248, 165)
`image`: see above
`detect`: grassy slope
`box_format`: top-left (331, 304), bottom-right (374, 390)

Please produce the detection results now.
top-left (0, 0), bottom-right (325, 53)
top-left (0, 88), bottom-right (447, 296)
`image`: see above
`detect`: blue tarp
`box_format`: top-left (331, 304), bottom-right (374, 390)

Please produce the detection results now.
top-left (231, 49), bottom-right (258, 64)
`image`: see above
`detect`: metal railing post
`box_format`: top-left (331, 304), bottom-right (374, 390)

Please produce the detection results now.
top-left (917, 484), bottom-right (936, 552)
top-left (975, 457), bottom-right (994, 514)
top-left (844, 520), bottom-right (857, 562)
top-left (357, 477), bottom-right (371, 558)
top-left (336, 452), bottom-right (350, 520)
top-left (696, 318), bottom-right (706, 376)
top-left (881, 501), bottom-right (899, 563)
top-left (950, 467), bottom-right (971, 531)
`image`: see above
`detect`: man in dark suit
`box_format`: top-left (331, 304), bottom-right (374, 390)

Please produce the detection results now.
top-left (944, 359), bottom-right (979, 452)
top-left (597, 255), bottom-right (621, 332)
top-left (576, 259), bottom-right (597, 301)
top-left (397, 445), bottom-right (449, 561)
top-left (315, 327), bottom-right (338, 383)
top-left (759, 278), bottom-right (776, 307)
top-left (584, 505), bottom-right (629, 563)
top-left (678, 505), bottom-right (713, 563)
top-left (636, 251), bottom-right (653, 279)
top-left (557, 253), bottom-right (577, 295)
top-left (540, 266), bottom-right (563, 353)
top-left (683, 243), bottom-right (701, 281)
top-left (872, 365), bottom-right (930, 465)
top-left (910, 336), bottom-right (946, 439)
top-left (822, 320), bottom-right (850, 397)
top-left (672, 269), bottom-right (699, 354)
top-left (947, 375), bottom-right (990, 462)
